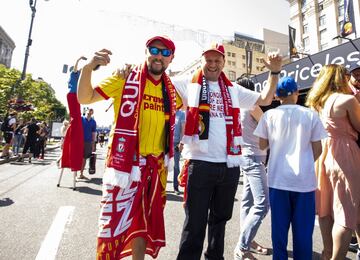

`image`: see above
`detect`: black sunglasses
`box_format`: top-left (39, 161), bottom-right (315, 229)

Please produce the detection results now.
top-left (148, 46), bottom-right (172, 57)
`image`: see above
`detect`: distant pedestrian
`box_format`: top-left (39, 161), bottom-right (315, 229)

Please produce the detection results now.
top-left (18, 118), bottom-right (40, 163)
top-left (36, 122), bottom-right (49, 160)
top-left (0, 111), bottom-right (17, 158)
top-left (56, 119), bottom-right (69, 167)
top-left (12, 119), bottom-right (25, 156)
top-left (79, 108), bottom-right (96, 180)
top-left (98, 131), bottom-right (105, 148)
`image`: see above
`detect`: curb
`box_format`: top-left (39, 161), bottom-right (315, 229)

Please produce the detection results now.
top-left (0, 145), bottom-right (60, 165)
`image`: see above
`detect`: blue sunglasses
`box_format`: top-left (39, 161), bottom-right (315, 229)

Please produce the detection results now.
top-left (148, 46), bottom-right (172, 57)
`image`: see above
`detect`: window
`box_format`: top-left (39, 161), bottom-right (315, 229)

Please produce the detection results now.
top-left (256, 58), bottom-right (260, 63)
top-left (227, 52), bottom-right (231, 57)
top-left (318, 3), bottom-right (324, 11)
top-left (303, 24), bottom-right (308, 34)
top-left (253, 44), bottom-right (263, 52)
top-left (301, 0), bottom-right (307, 8)
top-left (242, 63), bottom-right (246, 68)
top-left (338, 3), bottom-right (344, 17)
top-left (228, 61), bottom-right (232, 66)
top-left (320, 29), bottom-right (327, 42)
top-left (302, 13), bottom-right (307, 22)
top-left (339, 20), bottom-right (343, 31)
top-left (232, 61), bottom-right (236, 66)
top-left (319, 14), bottom-right (326, 26)
top-left (228, 71), bottom-right (236, 81)
top-left (232, 53), bottom-right (236, 57)
top-left (242, 55), bottom-right (245, 59)
top-left (320, 43), bottom-right (328, 51)
top-left (303, 37), bottom-right (310, 50)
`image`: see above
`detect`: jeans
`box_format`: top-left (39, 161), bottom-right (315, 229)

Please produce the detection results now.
top-left (12, 134), bottom-right (23, 155)
top-left (269, 188), bottom-right (315, 260)
top-left (177, 160), bottom-right (240, 260)
top-left (173, 144), bottom-right (180, 191)
top-left (237, 155), bottom-right (269, 251)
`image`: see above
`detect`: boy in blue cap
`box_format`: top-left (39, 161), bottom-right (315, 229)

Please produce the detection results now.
top-left (253, 76), bottom-right (328, 259)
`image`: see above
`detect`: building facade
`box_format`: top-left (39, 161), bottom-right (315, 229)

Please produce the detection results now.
top-left (177, 33), bottom-right (269, 81)
top-left (288, 0), bottom-right (360, 56)
top-left (0, 26), bottom-right (15, 68)
top-left (177, 30), bottom-right (290, 82)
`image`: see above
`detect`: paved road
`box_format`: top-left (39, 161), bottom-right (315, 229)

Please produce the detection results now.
top-left (0, 146), bottom-right (356, 259)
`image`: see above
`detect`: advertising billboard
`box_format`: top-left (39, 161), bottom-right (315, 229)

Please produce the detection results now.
top-left (251, 37), bottom-right (360, 92)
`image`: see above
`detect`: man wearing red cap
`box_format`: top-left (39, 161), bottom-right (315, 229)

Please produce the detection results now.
top-left (172, 43), bottom-right (282, 260)
top-left (77, 35), bottom-right (181, 260)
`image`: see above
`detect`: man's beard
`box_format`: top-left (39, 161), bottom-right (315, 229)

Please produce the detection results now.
top-left (148, 61), bottom-right (166, 75)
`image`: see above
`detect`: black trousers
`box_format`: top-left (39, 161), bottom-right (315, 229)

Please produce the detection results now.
top-left (177, 160), bottom-right (240, 260)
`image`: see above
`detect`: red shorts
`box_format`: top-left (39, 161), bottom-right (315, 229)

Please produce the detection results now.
top-left (97, 155), bottom-right (167, 259)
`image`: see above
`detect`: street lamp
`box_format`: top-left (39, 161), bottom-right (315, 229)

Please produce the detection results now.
top-left (6, 0), bottom-right (48, 113)
top-left (21, 0), bottom-right (49, 81)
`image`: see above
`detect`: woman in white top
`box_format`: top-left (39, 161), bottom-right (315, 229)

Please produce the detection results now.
top-left (234, 78), bottom-right (269, 260)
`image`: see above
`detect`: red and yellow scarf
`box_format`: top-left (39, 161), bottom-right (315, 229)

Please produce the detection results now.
top-left (104, 63), bottom-right (176, 188)
top-left (183, 69), bottom-right (243, 167)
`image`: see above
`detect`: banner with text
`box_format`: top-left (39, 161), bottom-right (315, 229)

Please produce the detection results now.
top-left (251, 37), bottom-right (360, 92)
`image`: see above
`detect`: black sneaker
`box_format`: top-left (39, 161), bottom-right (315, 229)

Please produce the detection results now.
top-left (349, 237), bottom-right (358, 253)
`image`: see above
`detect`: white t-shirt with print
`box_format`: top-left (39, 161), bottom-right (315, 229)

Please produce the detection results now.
top-left (172, 77), bottom-right (260, 162)
top-left (254, 104), bottom-right (328, 192)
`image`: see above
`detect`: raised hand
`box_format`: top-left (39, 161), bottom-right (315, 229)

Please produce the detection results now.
top-left (262, 50), bottom-right (282, 73)
top-left (88, 49), bottom-right (112, 71)
top-left (73, 56), bottom-right (87, 72)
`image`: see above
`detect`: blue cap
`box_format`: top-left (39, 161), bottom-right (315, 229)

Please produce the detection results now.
top-left (276, 76), bottom-right (298, 97)
top-left (348, 60), bottom-right (360, 73)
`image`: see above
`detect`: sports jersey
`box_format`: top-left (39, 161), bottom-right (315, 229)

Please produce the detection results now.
top-left (96, 74), bottom-right (182, 156)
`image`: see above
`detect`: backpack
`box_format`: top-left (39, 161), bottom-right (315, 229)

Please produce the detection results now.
top-left (1, 117), bottom-right (12, 132)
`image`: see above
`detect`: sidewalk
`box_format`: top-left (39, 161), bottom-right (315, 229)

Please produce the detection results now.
top-left (0, 143), bottom-right (60, 165)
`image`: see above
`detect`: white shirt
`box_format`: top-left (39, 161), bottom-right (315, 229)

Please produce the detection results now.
top-left (254, 104), bottom-right (328, 192)
top-left (173, 77), bottom-right (260, 162)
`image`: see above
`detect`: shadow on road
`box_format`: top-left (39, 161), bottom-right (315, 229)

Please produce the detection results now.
top-left (0, 197), bottom-right (14, 207)
top-left (166, 193), bottom-right (184, 202)
top-left (87, 177), bottom-right (102, 186)
top-left (75, 186), bottom-right (102, 196)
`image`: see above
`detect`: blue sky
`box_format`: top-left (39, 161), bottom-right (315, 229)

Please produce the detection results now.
top-left (1, 0), bottom-right (289, 126)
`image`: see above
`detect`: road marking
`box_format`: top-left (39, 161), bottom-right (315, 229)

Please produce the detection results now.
top-left (35, 206), bottom-right (75, 260)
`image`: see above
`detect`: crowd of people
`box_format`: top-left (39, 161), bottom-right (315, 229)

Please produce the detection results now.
top-left (2, 34), bottom-right (359, 260)
top-left (74, 36), bottom-right (360, 260)
top-left (0, 114), bottom-right (50, 162)
top-left (74, 35), bottom-right (360, 260)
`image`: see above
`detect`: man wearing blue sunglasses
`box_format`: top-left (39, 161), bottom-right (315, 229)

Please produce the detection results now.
top-left (78, 35), bottom-right (182, 260)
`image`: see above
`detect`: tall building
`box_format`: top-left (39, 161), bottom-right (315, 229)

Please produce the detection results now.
top-left (0, 26), bottom-right (15, 68)
top-left (177, 30), bottom-right (289, 81)
top-left (288, 0), bottom-right (359, 56)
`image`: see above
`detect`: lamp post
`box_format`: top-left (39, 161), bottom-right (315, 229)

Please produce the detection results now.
top-left (6, 0), bottom-right (48, 113)
top-left (21, 0), bottom-right (49, 80)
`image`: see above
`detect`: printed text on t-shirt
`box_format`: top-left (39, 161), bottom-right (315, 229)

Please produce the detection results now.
top-left (143, 94), bottom-right (164, 112)
top-left (209, 91), bottom-right (224, 118)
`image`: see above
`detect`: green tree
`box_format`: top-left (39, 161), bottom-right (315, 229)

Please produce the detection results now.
top-left (0, 64), bottom-right (68, 123)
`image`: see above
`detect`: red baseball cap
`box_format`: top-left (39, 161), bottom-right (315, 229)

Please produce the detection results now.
top-left (146, 35), bottom-right (176, 54)
top-left (203, 43), bottom-right (225, 57)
